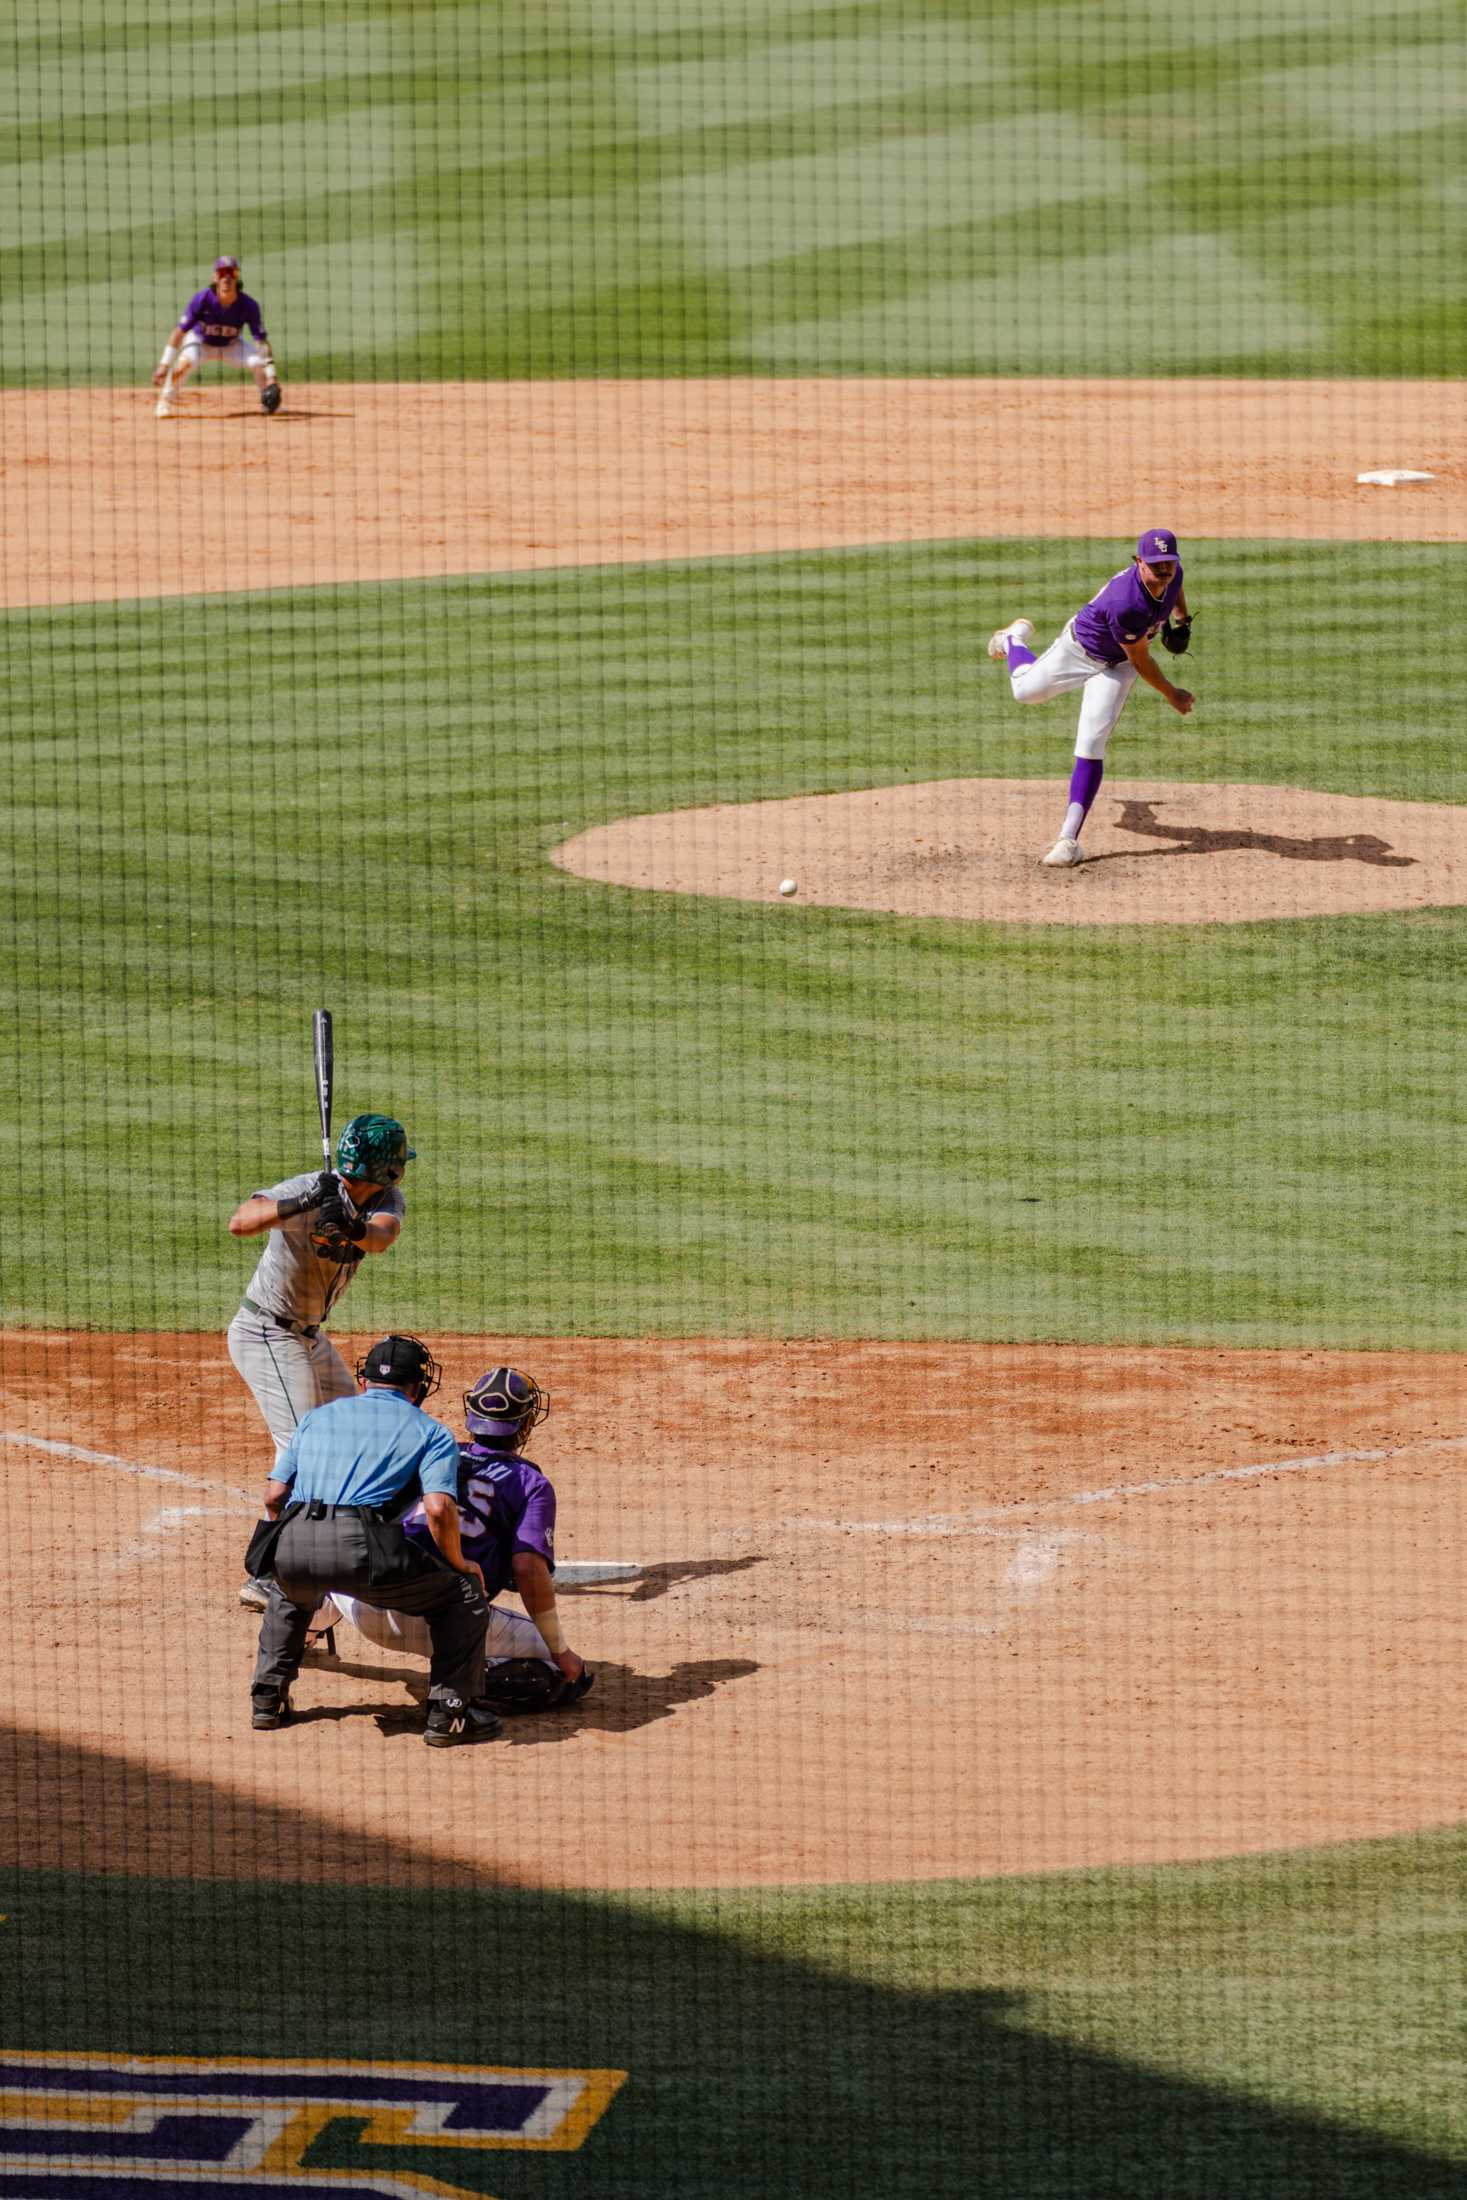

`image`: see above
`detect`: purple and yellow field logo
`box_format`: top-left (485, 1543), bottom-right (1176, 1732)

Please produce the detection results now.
top-left (0, 2051), bottom-right (626, 2197)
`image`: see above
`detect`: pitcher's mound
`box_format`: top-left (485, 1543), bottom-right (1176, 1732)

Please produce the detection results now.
top-left (556, 778), bottom-right (1467, 926)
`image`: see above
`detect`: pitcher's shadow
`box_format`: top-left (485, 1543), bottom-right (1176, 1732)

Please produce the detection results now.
top-left (1088, 797), bottom-right (1416, 867)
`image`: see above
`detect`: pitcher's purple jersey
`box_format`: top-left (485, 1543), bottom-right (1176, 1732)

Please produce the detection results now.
top-left (1073, 562), bottom-right (1183, 666)
top-left (403, 1444), bottom-right (556, 1600)
top-left (179, 286), bottom-right (268, 347)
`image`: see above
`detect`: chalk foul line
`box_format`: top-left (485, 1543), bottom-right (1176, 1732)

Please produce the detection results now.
top-left (805, 1430), bottom-right (1467, 1537)
top-left (1, 1430), bottom-right (251, 1499)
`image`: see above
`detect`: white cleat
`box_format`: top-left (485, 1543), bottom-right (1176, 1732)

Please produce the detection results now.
top-left (1040, 836), bottom-right (1085, 868)
top-left (155, 397), bottom-right (175, 418)
top-left (987, 617), bottom-right (1035, 662)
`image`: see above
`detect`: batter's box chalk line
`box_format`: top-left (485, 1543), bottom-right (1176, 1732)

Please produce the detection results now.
top-left (3, 1432), bottom-right (652, 1578)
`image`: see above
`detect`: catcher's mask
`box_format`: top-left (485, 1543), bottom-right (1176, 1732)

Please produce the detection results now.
top-left (336, 1112), bottom-right (415, 1186)
top-left (357, 1333), bottom-right (442, 1405)
top-left (464, 1366), bottom-right (548, 1450)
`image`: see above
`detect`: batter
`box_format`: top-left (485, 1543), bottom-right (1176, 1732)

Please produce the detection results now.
top-left (989, 528), bottom-right (1196, 867)
top-left (227, 1111), bottom-right (415, 1608)
top-left (153, 255), bottom-right (282, 418)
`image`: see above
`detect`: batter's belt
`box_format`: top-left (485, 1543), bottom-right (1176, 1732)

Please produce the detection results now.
top-left (241, 1295), bottom-right (321, 1339)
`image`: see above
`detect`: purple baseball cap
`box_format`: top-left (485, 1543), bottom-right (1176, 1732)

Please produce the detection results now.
top-left (1136, 527), bottom-right (1179, 562)
top-left (214, 254), bottom-right (240, 274)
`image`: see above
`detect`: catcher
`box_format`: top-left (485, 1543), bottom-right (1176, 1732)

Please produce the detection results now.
top-left (987, 527), bottom-right (1195, 868)
top-left (317, 1364), bottom-right (593, 1716)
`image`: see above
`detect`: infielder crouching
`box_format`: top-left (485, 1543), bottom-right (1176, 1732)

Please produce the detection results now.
top-left (315, 1365), bottom-right (593, 1717)
top-left (153, 255), bottom-right (282, 418)
top-left (228, 1111), bottom-right (415, 1609)
top-left (989, 527), bottom-right (1196, 867)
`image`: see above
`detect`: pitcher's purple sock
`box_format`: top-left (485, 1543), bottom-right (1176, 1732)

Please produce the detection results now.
top-left (1061, 756), bottom-right (1104, 841)
top-left (1006, 634), bottom-right (1037, 669)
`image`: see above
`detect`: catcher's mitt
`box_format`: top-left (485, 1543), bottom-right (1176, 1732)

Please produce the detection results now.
top-left (477, 1659), bottom-right (595, 1715)
top-left (1161, 614), bottom-right (1193, 656)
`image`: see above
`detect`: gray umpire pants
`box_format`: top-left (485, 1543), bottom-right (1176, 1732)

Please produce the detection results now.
top-left (251, 1509), bottom-right (489, 1709)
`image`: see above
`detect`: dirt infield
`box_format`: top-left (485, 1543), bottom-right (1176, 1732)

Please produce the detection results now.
top-left (1, 1330), bottom-right (1462, 1892)
top-left (1, 377), bottom-right (1460, 609)
top-left (557, 776), bottom-right (1467, 926)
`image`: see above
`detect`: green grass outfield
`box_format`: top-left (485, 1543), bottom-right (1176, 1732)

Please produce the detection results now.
top-left (3, 0), bottom-right (1466, 383)
top-left (2, 1831), bottom-right (1464, 2195)
top-left (6, 535), bottom-right (1467, 1346)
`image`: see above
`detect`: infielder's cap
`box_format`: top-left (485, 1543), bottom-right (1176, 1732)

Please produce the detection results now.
top-left (1136, 527), bottom-right (1179, 562)
top-left (214, 254), bottom-right (241, 274)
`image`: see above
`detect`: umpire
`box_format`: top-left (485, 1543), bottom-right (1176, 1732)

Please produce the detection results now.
top-left (248, 1333), bottom-right (501, 1747)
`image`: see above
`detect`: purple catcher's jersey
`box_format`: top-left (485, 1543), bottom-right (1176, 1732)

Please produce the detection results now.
top-left (402, 1445), bottom-right (556, 1600)
top-left (179, 286), bottom-right (268, 347)
top-left (1072, 562), bottom-right (1183, 666)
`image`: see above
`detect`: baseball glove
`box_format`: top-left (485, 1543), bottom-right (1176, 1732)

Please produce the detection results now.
top-left (1161, 614), bottom-right (1193, 656)
top-left (477, 1659), bottom-right (595, 1715)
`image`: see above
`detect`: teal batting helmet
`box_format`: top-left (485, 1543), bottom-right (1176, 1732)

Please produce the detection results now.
top-left (336, 1112), bottom-right (415, 1185)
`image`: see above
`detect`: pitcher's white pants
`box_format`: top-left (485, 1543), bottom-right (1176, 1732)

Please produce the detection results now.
top-left (1010, 620), bottom-right (1138, 759)
top-left (324, 1591), bottom-right (553, 1667)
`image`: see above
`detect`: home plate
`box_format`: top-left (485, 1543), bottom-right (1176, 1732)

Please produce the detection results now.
top-left (1356, 468), bottom-right (1435, 486)
top-left (558, 1560), bottom-right (642, 1585)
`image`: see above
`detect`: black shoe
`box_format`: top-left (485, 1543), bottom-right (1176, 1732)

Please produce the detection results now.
top-left (424, 1698), bottom-right (503, 1748)
top-left (261, 383), bottom-right (282, 414)
top-left (251, 1692), bottom-right (292, 1731)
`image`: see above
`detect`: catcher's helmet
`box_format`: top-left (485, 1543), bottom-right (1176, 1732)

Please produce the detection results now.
top-left (336, 1112), bottom-right (415, 1185)
top-left (356, 1333), bottom-right (442, 1402)
top-left (464, 1366), bottom-right (547, 1450)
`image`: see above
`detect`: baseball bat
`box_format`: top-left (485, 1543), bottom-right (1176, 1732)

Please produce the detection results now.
top-left (312, 1008), bottom-right (335, 1178)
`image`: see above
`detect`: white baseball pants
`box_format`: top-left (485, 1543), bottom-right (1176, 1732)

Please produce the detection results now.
top-left (323, 1591), bottom-right (553, 1667)
top-left (180, 335), bottom-right (271, 374)
top-left (1009, 620), bottom-right (1138, 759)
top-left (227, 1307), bottom-right (356, 1462)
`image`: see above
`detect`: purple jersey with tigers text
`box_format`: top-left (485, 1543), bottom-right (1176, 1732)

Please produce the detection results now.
top-left (1073, 562), bottom-right (1183, 667)
top-left (403, 1445), bottom-right (556, 1600)
top-left (179, 286), bottom-right (268, 347)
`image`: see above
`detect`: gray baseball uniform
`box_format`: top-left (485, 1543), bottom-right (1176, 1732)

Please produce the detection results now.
top-left (227, 1170), bottom-right (406, 1458)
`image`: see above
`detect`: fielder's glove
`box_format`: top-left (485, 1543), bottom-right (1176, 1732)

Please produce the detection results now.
top-left (1161, 614), bottom-right (1193, 656)
top-left (477, 1659), bottom-right (595, 1715)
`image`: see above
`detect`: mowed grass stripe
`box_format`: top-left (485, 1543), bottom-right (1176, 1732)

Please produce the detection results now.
top-left (5, 538), bottom-right (1467, 1343)
top-left (4, 1830), bottom-right (1464, 2193)
top-left (4, 0), bottom-right (1464, 380)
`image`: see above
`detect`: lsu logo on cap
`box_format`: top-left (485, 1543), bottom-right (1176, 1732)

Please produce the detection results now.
top-left (0, 2051), bottom-right (626, 2197)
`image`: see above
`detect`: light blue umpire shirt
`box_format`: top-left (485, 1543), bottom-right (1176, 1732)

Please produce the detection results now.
top-left (273, 1386), bottom-right (461, 1509)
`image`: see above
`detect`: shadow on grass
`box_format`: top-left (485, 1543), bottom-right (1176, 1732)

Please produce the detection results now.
top-left (1, 1725), bottom-right (1463, 2198)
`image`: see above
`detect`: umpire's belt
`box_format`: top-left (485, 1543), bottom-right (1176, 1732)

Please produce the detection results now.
top-left (242, 1296), bottom-right (320, 1339)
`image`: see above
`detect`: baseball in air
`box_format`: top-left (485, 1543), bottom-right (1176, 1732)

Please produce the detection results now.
top-left (779, 878), bottom-right (798, 897)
